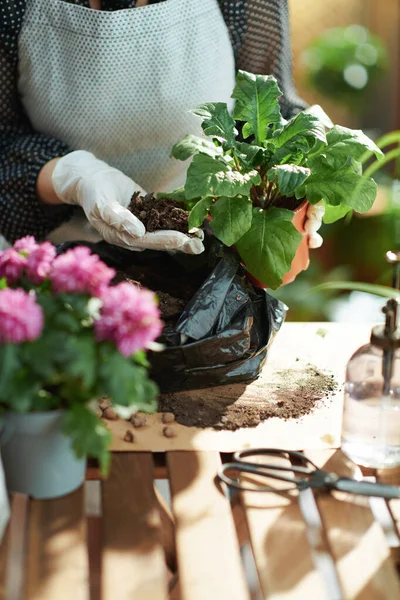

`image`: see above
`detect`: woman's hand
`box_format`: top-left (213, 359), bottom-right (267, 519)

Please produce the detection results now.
top-left (305, 201), bottom-right (325, 249)
top-left (47, 151), bottom-right (204, 254)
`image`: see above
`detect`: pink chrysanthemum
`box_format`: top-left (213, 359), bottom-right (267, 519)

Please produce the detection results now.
top-left (13, 236), bottom-right (39, 254)
top-left (0, 248), bottom-right (27, 285)
top-left (0, 288), bottom-right (43, 343)
top-left (50, 247), bottom-right (116, 296)
top-left (95, 282), bottom-right (163, 356)
top-left (26, 242), bottom-right (57, 285)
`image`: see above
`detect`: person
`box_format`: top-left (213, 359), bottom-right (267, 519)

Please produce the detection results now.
top-left (0, 0), bottom-right (324, 253)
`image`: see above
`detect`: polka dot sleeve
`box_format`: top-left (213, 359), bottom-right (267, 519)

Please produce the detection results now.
top-left (0, 0), bottom-right (74, 244)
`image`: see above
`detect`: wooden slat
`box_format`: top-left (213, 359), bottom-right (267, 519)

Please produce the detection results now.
top-left (241, 453), bottom-right (328, 600)
top-left (0, 523), bottom-right (9, 600)
top-left (306, 449), bottom-right (400, 599)
top-left (167, 451), bottom-right (249, 600)
top-left (26, 487), bottom-right (87, 600)
top-left (0, 494), bottom-right (29, 600)
top-left (154, 487), bottom-right (177, 573)
top-left (102, 453), bottom-right (168, 600)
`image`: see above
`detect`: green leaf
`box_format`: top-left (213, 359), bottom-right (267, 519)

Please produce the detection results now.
top-left (171, 135), bottom-right (224, 161)
top-left (184, 154), bottom-right (260, 200)
top-left (210, 196), bottom-right (253, 246)
top-left (325, 126), bottom-right (384, 167)
top-left (157, 187), bottom-right (187, 203)
top-left (323, 204), bottom-right (352, 224)
top-left (63, 333), bottom-right (97, 389)
top-left (63, 404), bottom-right (112, 475)
top-left (0, 278), bottom-right (7, 290)
top-left (20, 331), bottom-right (74, 380)
top-left (235, 208), bottom-right (302, 289)
top-left (303, 104), bottom-right (334, 129)
top-left (272, 113), bottom-right (327, 149)
top-left (232, 71), bottom-right (282, 144)
top-left (311, 281), bottom-right (400, 299)
top-left (234, 142), bottom-right (267, 167)
top-left (0, 344), bottom-right (19, 389)
top-left (98, 345), bottom-right (158, 412)
top-left (192, 103), bottom-right (237, 143)
top-left (133, 350), bottom-right (150, 368)
top-left (188, 197), bottom-right (213, 229)
top-left (305, 157), bottom-right (377, 212)
top-left (267, 165), bottom-right (310, 197)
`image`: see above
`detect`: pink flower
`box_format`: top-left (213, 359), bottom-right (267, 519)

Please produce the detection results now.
top-left (50, 247), bottom-right (116, 296)
top-left (26, 242), bottom-right (57, 285)
top-left (95, 282), bottom-right (163, 356)
top-left (13, 236), bottom-right (39, 254)
top-left (0, 288), bottom-right (43, 343)
top-left (0, 248), bottom-right (27, 285)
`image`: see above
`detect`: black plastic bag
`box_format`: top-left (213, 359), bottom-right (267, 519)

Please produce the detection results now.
top-left (56, 238), bottom-right (286, 392)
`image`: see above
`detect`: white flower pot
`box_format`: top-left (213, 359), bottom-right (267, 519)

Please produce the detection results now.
top-left (0, 411), bottom-right (86, 499)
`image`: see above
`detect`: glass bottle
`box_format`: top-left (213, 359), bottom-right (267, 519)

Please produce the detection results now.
top-left (341, 251), bottom-right (400, 468)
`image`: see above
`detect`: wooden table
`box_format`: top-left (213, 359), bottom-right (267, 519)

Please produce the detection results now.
top-left (2, 323), bottom-right (400, 599)
top-left (1, 449), bottom-right (400, 600)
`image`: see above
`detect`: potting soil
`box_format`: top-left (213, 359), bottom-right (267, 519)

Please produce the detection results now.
top-left (158, 364), bottom-right (338, 430)
top-left (128, 193), bottom-right (190, 233)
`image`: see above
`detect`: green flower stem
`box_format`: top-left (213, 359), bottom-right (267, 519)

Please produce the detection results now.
top-left (363, 147), bottom-right (400, 179)
top-left (310, 281), bottom-right (399, 299)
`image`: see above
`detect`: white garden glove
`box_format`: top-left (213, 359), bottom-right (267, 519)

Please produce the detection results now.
top-left (52, 151), bottom-right (204, 254)
top-left (305, 201), bottom-right (325, 249)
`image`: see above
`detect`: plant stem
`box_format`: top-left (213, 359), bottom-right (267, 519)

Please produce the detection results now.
top-left (363, 147), bottom-right (400, 179)
top-left (232, 152), bottom-right (241, 172)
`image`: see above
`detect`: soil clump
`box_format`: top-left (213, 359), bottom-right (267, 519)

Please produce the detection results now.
top-left (129, 192), bottom-right (190, 233)
top-left (158, 363), bottom-right (338, 430)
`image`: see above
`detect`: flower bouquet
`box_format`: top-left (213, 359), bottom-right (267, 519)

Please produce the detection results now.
top-left (0, 237), bottom-right (162, 498)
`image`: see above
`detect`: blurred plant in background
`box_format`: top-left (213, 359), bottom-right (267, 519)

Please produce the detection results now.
top-left (273, 129), bottom-right (400, 321)
top-left (302, 24), bottom-right (387, 115)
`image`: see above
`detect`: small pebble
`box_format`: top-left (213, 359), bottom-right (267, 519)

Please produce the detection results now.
top-left (131, 414), bottom-right (147, 428)
top-left (220, 415), bottom-right (228, 424)
top-left (99, 398), bottom-right (111, 410)
top-left (124, 430), bottom-right (135, 443)
top-left (163, 426), bottom-right (177, 438)
top-left (161, 412), bottom-right (175, 424)
top-left (103, 407), bottom-right (118, 420)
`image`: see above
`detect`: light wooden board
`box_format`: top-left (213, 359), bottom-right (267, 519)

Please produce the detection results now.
top-left (240, 454), bottom-right (329, 599)
top-left (101, 453), bottom-right (168, 600)
top-left (306, 449), bottom-right (400, 599)
top-left (107, 323), bottom-right (371, 451)
top-left (168, 451), bottom-right (249, 600)
top-left (0, 494), bottom-right (29, 600)
top-left (26, 488), bottom-right (88, 600)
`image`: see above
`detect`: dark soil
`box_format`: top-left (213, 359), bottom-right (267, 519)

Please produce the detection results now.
top-left (274, 195), bottom-right (304, 211)
top-left (158, 364), bottom-right (338, 430)
top-left (113, 248), bottom-right (205, 328)
top-left (250, 185), bottom-right (304, 212)
top-left (129, 192), bottom-right (190, 233)
top-left (114, 269), bottom-right (188, 325)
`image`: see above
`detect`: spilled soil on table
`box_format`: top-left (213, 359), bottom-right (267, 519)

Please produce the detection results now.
top-left (158, 364), bottom-right (338, 430)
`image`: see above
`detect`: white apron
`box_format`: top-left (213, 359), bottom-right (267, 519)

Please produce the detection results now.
top-left (17, 0), bottom-right (236, 242)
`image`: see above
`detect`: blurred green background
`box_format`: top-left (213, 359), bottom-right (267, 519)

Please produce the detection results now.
top-left (274, 1), bottom-right (400, 321)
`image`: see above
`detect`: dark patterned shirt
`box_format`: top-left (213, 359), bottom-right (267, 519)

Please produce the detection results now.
top-left (0, 0), bottom-right (306, 243)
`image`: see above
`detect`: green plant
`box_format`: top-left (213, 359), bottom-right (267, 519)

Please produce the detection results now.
top-left (0, 238), bottom-right (162, 473)
top-left (169, 70), bottom-right (382, 289)
top-left (302, 24), bottom-right (387, 112)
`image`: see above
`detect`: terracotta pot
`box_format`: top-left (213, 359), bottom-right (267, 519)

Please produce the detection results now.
top-left (244, 199), bottom-right (310, 288)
